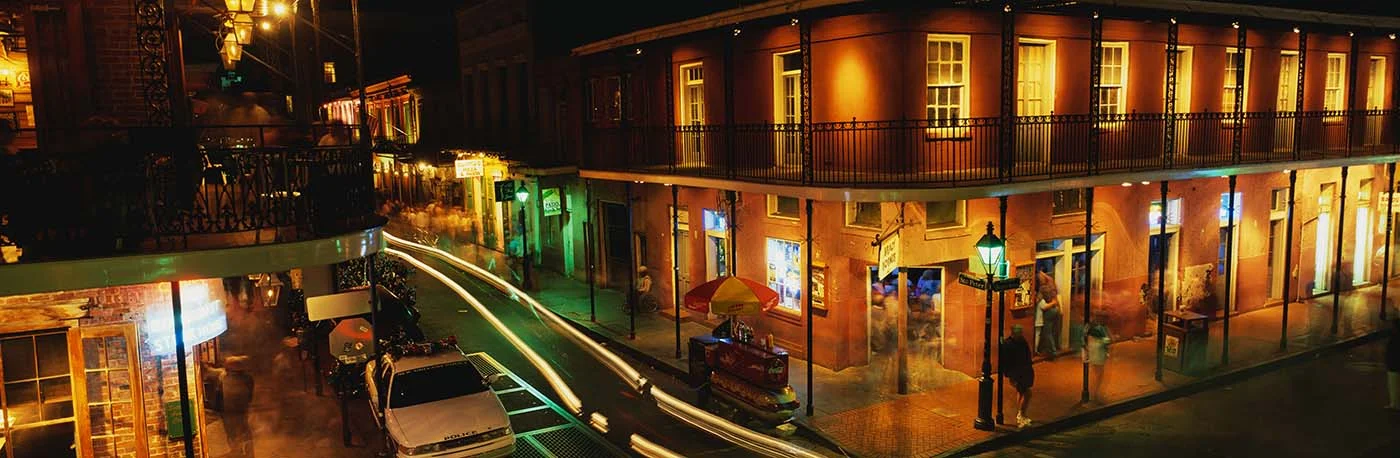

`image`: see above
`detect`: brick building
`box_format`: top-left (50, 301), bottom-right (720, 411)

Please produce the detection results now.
top-left (565, 0), bottom-right (1400, 403)
top-left (0, 1), bottom-right (382, 457)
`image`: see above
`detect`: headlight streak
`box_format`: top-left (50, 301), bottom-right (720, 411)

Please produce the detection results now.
top-left (385, 233), bottom-right (824, 458)
top-left (383, 247), bottom-right (584, 415)
top-left (630, 434), bottom-right (686, 458)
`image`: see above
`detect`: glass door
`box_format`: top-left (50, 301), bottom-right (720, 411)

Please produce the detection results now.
top-left (0, 330), bottom-right (76, 458)
top-left (1016, 40), bottom-right (1053, 165)
top-left (73, 325), bottom-right (147, 458)
top-left (1276, 52), bottom-right (1299, 152)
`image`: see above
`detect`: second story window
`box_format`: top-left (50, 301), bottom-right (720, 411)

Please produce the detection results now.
top-left (1097, 43), bottom-right (1128, 115)
top-left (323, 62), bottom-right (336, 84)
top-left (1222, 48), bottom-right (1250, 114)
top-left (681, 64), bottom-right (705, 125)
top-left (926, 35), bottom-right (968, 125)
top-left (1053, 189), bottom-right (1086, 216)
top-left (586, 78), bottom-right (598, 122)
top-left (606, 76), bottom-right (622, 121)
top-left (846, 202), bottom-right (882, 229)
top-left (1325, 53), bottom-right (1347, 114)
top-left (768, 195), bottom-right (800, 220)
top-left (925, 200), bottom-right (965, 230)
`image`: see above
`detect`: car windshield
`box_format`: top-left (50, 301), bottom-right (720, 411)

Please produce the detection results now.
top-left (389, 361), bottom-right (490, 408)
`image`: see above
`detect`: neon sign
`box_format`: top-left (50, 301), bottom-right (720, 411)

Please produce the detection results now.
top-left (146, 282), bottom-right (228, 355)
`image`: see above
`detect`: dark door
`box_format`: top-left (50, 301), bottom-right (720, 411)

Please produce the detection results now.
top-left (602, 202), bottom-right (630, 288)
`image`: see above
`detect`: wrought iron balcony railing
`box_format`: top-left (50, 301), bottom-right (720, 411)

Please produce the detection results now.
top-left (583, 109), bottom-right (1398, 187)
top-left (0, 124), bottom-right (382, 265)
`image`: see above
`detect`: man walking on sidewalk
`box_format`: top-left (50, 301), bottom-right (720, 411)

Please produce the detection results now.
top-left (1001, 324), bottom-right (1035, 428)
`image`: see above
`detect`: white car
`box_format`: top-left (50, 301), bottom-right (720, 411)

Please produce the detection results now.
top-left (366, 349), bottom-right (515, 457)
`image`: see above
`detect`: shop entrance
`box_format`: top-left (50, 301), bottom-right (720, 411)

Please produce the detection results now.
top-left (866, 266), bottom-right (951, 388)
top-left (73, 325), bottom-right (147, 458)
top-left (601, 202), bottom-right (631, 289)
top-left (1314, 182), bottom-right (1336, 294)
top-left (702, 209), bottom-right (729, 282)
top-left (672, 206), bottom-right (692, 300)
top-left (0, 330), bottom-right (77, 458)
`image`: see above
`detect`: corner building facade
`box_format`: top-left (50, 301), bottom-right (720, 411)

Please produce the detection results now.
top-left (573, 1), bottom-right (1400, 399)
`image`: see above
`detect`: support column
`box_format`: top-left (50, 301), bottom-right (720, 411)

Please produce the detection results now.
top-left (800, 17), bottom-right (813, 185)
top-left (728, 190), bottom-right (738, 277)
top-left (1294, 31), bottom-right (1307, 160)
top-left (1281, 170), bottom-right (1298, 351)
top-left (1081, 187), bottom-right (1094, 401)
top-left (1231, 24), bottom-right (1246, 163)
top-left (666, 46), bottom-right (676, 173)
top-left (1155, 181), bottom-right (1168, 381)
top-left (897, 268), bottom-right (909, 395)
top-left (586, 180), bottom-right (597, 321)
top-left (1347, 34), bottom-right (1360, 154)
top-left (627, 181), bottom-right (636, 339)
top-left (673, 184), bottom-right (682, 359)
top-left (995, 196), bottom-right (1007, 424)
top-left (999, 4), bottom-right (1016, 181)
top-left (169, 281), bottom-right (196, 458)
top-left (1384, 163), bottom-right (1397, 321)
top-left (724, 28), bottom-right (737, 178)
top-left (1089, 11), bottom-right (1103, 174)
top-left (1331, 166), bottom-right (1349, 335)
top-left (1223, 175), bottom-right (1237, 366)
top-left (805, 198), bottom-right (815, 417)
top-left (1164, 18), bottom-right (1178, 167)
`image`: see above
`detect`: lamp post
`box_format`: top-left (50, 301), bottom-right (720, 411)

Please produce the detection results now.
top-left (974, 222), bottom-right (1004, 432)
top-left (516, 184), bottom-right (532, 290)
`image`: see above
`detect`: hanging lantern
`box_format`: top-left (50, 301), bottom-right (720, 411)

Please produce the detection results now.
top-left (222, 33), bottom-right (242, 61)
top-left (256, 273), bottom-right (284, 307)
top-left (253, 0), bottom-right (270, 17)
top-left (233, 13), bottom-right (254, 44)
top-left (225, 0), bottom-right (255, 13)
top-left (220, 50), bottom-right (236, 70)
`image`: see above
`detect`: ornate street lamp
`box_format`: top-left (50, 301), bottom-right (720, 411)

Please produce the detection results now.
top-left (257, 273), bottom-right (283, 307)
top-left (232, 13), bottom-right (254, 44)
top-left (516, 184), bottom-right (533, 290)
top-left (973, 222), bottom-right (1004, 431)
top-left (219, 33), bottom-right (242, 70)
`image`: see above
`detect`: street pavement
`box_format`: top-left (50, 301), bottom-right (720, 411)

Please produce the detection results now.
top-left (406, 253), bottom-right (795, 456)
top-left (974, 337), bottom-right (1400, 458)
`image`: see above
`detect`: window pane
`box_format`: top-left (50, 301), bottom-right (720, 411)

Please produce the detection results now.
top-left (5, 381), bottom-right (39, 425)
top-left (10, 421), bottom-right (77, 458)
top-left (87, 371), bottom-right (110, 403)
top-left (853, 203), bottom-right (881, 227)
top-left (82, 338), bottom-right (105, 371)
top-left (36, 333), bottom-right (69, 378)
top-left (39, 378), bottom-right (73, 421)
top-left (89, 405), bottom-right (113, 436)
top-left (775, 196), bottom-right (800, 217)
top-left (3, 337), bottom-right (36, 380)
top-left (926, 201), bottom-right (960, 228)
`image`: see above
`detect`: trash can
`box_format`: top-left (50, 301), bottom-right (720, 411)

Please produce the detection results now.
top-left (1162, 310), bottom-right (1209, 375)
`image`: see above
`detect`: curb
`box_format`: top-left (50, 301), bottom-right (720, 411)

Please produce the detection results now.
top-left (944, 330), bottom-right (1389, 457)
top-left (551, 313), bottom-right (855, 457)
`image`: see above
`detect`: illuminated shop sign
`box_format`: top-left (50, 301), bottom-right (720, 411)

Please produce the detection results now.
top-left (146, 282), bottom-right (228, 355)
top-left (542, 188), bottom-right (562, 216)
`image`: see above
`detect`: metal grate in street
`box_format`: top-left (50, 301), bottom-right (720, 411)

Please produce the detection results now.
top-left (464, 352), bottom-right (624, 457)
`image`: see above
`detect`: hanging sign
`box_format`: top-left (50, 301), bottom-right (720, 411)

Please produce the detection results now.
top-left (145, 282), bottom-right (227, 356)
top-left (542, 188), bottom-right (562, 216)
top-left (877, 232), bottom-right (900, 280)
top-left (455, 158), bottom-right (483, 179)
top-left (494, 180), bottom-right (517, 202)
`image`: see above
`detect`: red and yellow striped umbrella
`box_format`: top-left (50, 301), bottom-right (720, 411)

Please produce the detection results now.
top-left (683, 276), bottom-right (779, 315)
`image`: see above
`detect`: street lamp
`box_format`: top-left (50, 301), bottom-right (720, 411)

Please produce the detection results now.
top-left (515, 184), bottom-right (533, 290)
top-left (232, 13), bottom-right (254, 44)
top-left (974, 222), bottom-right (1004, 431)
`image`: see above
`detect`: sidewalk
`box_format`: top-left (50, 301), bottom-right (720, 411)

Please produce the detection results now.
top-left (383, 217), bottom-right (1396, 457)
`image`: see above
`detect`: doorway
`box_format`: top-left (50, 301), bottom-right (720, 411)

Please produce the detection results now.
top-left (672, 205), bottom-right (692, 298)
top-left (1218, 192), bottom-right (1242, 311)
top-left (602, 202), bottom-right (631, 289)
top-left (1276, 51), bottom-right (1300, 152)
top-left (1315, 183), bottom-right (1336, 294)
top-left (1366, 57), bottom-right (1387, 147)
top-left (1166, 46), bottom-right (1193, 157)
top-left (773, 51), bottom-right (802, 167)
top-left (702, 209), bottom-right (729, 281)
top-left (73, 325), bottom-right (148, 458)
top-left (1148, 232), bottom-right (1180, 311)
top-left (1016, 39), bottom-right (1055, 165)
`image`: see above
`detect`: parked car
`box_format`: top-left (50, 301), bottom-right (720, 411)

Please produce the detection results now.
top-left (365, 348), bottom-right (514, 457)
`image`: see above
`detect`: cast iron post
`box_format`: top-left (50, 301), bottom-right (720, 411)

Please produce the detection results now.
top-left (1282, 170), bottom-right (1298, 350)
top-left (1331, 166), bottom-right (1348, 335)
top-left (1223, 175), bottom-right (1237, 365)
top-left (1155, 181), bottom-right (1168, 381)
top-left (975, 222), bottom-right (997, 431)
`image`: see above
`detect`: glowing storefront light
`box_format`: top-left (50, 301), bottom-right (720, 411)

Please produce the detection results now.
top-left (766, 238), bottom-right (802, 312)
top-left (146, 281), bottom-right (228, 355)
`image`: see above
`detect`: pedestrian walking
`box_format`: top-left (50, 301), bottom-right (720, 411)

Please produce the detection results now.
top-left (1084, 313), bottom-right (1112, 403)
top-left (1001, 324), bottom-right (1035, 428)
top-left (205, 355), bottom-right (256, 458)
top-left (1386, 318), bottom-right (1400, 411)
top-left (1035, 269), bottom-right (1062, 358)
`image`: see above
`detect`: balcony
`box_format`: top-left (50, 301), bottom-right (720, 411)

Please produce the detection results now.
top-left (0, 125), bottom-right (383, 266)
top-left (583, 110), bottom-right (1399, 187)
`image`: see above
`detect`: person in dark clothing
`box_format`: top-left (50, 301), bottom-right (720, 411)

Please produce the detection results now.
top-left (205, 355), bottom-right (256, 457)
top-left (1001, 324), bottom-right (1035, 427)
top-left (1387, 319), bottom-right (1400, 411)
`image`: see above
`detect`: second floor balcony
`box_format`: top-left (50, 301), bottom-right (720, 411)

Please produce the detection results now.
top-left (584, 109), bottom-right (1398, 187)
top-left (0, 125), bottom-right (382, 265)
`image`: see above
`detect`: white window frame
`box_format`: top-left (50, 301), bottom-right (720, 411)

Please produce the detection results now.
top-left (1097, 42), bottom-right (1130, 117)
top-left (679, 63), bottom-right (705, 125)
top-left (1368, 56), bottom-right (1387, 110)
top-left (767, 195), bottom-right (801, 221)
top-left (924, 200), bottom-right (967, 231)
top-left (1163, 45), bottom-right (1193, 113)
top-left (1325, 53), bottom-right (1347, 122)
top-left (1017, 38), bottom-right (1057, 116)
top-left (845, 202), bottom-right (882, 230)
top-left (925, 34), bottom-right (970, 139)
top-left (1278, 51), bottom-right (1300, 112)
top-left (1222, 48), bottom-right (1252, 118)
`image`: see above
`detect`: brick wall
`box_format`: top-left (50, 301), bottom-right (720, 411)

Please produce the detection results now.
top-left (88, 0), bottom-right (149, 125)
top-left (0, 279), bottom-right (216, 458)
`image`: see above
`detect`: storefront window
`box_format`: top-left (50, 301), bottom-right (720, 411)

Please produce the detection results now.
top-left (768, 195), bottom-right (800, 219)
top-left (766, 238), bottom-right (802, 313)
top-left (1148, 198), bottom-right (1182, 227)
top-left (1052, 189), bottom-right (1085, 215)
top-left (0, 331), bottom-right (76, 458)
